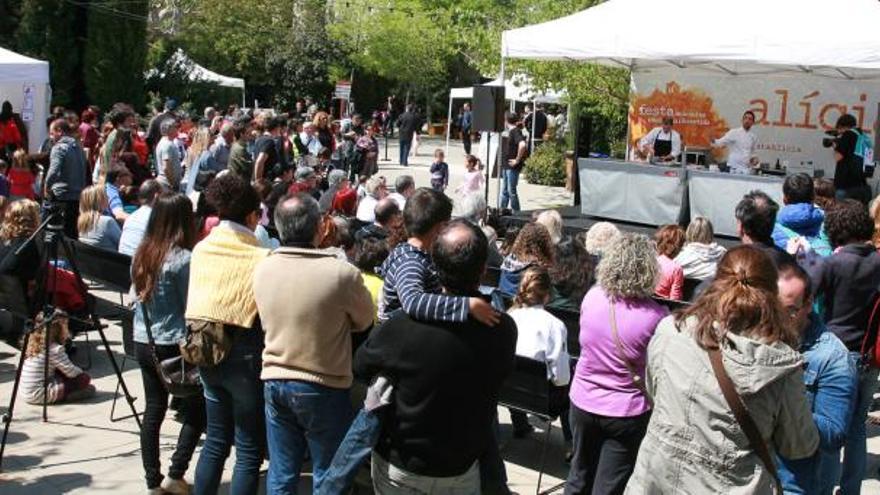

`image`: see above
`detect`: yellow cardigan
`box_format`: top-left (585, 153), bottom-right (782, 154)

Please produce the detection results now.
top-left (185, 224), bottom-right (269, 328)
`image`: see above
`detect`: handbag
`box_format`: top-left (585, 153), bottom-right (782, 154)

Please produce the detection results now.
top-left (609, 302), bottom-right (652, 404)
top-left (707, 347), bottom-right (783, 495)
top-left (139, 303), bottom-right (202, 399)
top-left (179, 318), bottom-right (232, 367)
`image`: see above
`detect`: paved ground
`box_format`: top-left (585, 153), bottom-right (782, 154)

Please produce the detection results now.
top-left (1, 136), bottom-right (879, 494)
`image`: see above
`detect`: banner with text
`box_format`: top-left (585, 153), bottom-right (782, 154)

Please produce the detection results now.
top-left (629, 68), bottom-right (880, 176)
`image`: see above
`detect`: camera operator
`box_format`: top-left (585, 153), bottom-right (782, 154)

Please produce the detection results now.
top-left (829, 113), bottom-right (871, 204)
top-left (44, 118), bottom-right (88, 238)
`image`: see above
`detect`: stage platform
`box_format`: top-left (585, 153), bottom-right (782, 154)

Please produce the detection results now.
top-left (499, 206), bottom-right (740, 249)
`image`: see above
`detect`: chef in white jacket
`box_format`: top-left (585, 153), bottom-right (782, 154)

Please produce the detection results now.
top-left (712, 110), bottom-right (759, 175)
top-left (639, 116), bottom-right (681, 163)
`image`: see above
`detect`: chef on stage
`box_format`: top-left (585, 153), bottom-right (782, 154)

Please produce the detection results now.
top-left (638, 116), bottom-right (681, 163)
top-left (712, 110), bottom-right (759, 174)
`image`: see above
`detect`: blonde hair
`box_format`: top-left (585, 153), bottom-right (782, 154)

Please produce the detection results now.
top-left (871, 198), bottom-right (880, 249)
top-left (597, 233), bottom-right (659, 300)
top-left (536, 210), bottom-right (563, 244)
top-left (184, 127), bottom-right (212, 169)
top-left (511, 267), bottom-right (552, 309)
top-left (77, 185), bottom-right (109, 235)
top-left (686, 217), bottom-right (714, 244)
top-left (0, 199), bottom-right (39, 241)
top-left (312, 111), bottom-right (330, 129)
top-left (25, 314), bottom-right (70, 359)
top-left (11, 149), bottom-right (28, 170)
top-left (584, 222), bottom-right (620, 256)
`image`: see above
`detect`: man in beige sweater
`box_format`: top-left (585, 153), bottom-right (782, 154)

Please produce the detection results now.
top-left (253, 192), bottom-right (374, 494)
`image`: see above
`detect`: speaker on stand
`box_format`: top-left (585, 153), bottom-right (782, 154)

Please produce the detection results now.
top-left (472, 86), bottom-right (506, 207)
top-left (572, 113), bottom-right (592, 206)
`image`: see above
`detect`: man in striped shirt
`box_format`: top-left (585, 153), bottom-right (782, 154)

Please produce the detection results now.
top-left (378, 188), bottom-right (499, 326)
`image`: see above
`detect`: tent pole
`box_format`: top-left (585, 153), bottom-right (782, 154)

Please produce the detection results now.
top-left (531, 98), bottom-right (537, 153)
top-left (445, 95), bottom-right (453, 157)
top-left (241, 82), bottom-right (246, 109)
top-left (497, 58), bottom-right (507, 209)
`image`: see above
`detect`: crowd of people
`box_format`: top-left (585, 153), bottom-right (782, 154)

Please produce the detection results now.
top-left (2, 99), bottom-right (880, 495)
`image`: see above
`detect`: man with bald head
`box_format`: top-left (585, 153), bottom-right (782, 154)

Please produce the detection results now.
top-left (253, 192), bottom-right (375, 493)
top-left (355, 219), bottom-right (517, 493)
top-left (356, 197), bottom-right (401, 243)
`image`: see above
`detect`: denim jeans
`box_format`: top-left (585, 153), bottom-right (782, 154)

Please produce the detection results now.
top-left (194, 329), bottom-right (265, 495)
top-left (318, 407), bottom-right (383, 495)
top-left (838, 358), bottom-right (879, 495)
top-left (500, 168), bottom-right (521, 211)
top-left (399, 140), bottom-right (412, 166)
top-left (372, 451), bottom-right (480, 495)
top-left (136, 342), bottom-right (206, 489)
top-left (264, 380), bottom-right (354, 494)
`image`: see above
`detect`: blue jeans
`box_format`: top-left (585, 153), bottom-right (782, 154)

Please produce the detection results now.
top-left (264, 380), bottom-right (354, 494)
top-left (500, 168), bottom-right (521, 211)
top-left (194, 329), bottom-right (265, 495)
top-left (399, 140), bottom-right (412, 166)
top-left (838, 359), bottom-right (879, 495)
top-left (318, 407), bottom-right (383, 495)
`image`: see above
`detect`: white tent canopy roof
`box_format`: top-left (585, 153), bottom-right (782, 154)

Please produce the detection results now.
top-left (502, 0), bottom-right (880, 79)
top-left (0, 46), bottom-right (49, 84)
top-left (164, 49), bottom-right (245, 89)
top-left (450, 74), bottom-right (564, 103)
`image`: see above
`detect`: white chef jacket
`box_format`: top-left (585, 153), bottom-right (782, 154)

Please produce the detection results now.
top-left (507, 306), bottom-right (571, 386)
top-left (639, 127), bottom-right (682, 158)
top-left (715, 127), bottom-right (757, 175)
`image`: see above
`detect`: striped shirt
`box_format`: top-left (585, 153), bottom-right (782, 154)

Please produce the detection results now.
top-left (21, 344), bottom-right (83, 404)
top-left (378, 243), bottom-right (468, 323)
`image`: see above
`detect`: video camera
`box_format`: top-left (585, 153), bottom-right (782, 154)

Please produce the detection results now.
top-left (821, 129), bottom-right (839, 149)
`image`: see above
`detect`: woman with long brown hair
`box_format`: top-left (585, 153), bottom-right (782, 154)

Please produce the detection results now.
top-left (131, 193), bottom-right (205, 495)
top-left (313, 111), bottom-right (335, 152)
top-left (625, 245), bottom-right (818, 494)
top-left (499, 222), bottom-right (555, 297)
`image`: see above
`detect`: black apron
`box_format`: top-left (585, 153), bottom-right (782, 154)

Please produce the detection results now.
top-left (653, 130), bottom-right (674, 158)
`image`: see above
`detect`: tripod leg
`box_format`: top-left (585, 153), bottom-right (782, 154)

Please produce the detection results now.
top-left (0, 331), bottom-right (32, 471)
top-left (42, 239), bottom-right (61, 423)
top-left (95, 322), bottom-right (141, 429)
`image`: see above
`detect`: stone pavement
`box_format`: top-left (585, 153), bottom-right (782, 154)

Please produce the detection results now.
top-left (1, 136), bottom-right (879, 494)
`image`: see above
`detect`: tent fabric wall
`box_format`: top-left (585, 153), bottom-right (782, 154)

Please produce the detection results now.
top-left (0, 47), bottom-right (51, 154)
top-left (501, 0), bottom-right (880, 79)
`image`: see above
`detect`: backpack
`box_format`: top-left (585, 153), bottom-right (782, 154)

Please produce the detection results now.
top-left (852, 129), bottom-right (875, 176)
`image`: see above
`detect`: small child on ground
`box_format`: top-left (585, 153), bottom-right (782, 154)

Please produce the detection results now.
top-left (21, 314), bottom-right (95, 405)
top-left (429, 149), bottom-right (449, 192)
top-left (455, 154), bottom-right (484, 196)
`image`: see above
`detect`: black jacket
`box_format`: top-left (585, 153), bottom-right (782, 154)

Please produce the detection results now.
top-left (354, 308), bottom-right (517, 477)
top-left (396, 112), bottom-right (420, 141)
top-left (814, 243), bottom-right (880, 350)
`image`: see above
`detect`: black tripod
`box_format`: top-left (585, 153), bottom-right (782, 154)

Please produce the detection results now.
top-left (0, 209), bottom-right (142, 471)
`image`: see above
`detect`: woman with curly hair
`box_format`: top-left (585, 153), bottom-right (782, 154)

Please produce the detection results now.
top-left (626, 245), bottom-right (818, 494)
top-left (0, 199), bottom-right (41, 296)
top-left (499, 222), bottom-right (555, 298)
top-left (566, 233), bottom-right (668, 495)
top-left (813, 199), bottom-right (880, 493)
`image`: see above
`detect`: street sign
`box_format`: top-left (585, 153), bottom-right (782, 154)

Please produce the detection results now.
top-left (335, 80), bottom-right (352, 99)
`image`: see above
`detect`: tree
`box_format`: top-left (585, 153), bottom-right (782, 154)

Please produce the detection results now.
top-left (84, 0), bottom-right (149, 110)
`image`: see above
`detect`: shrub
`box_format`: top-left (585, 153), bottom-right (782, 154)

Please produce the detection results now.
top-left (524, 142), bottom-right (566, 187)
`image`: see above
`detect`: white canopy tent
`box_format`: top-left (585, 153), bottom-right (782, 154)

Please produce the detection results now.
top-left (501, 0), bottom-right (880, 79)
top-left (445, 75), bottom-right (564, 155)
top-left (153, 50), bottom-right (246, 106)
top-left (0, 47), bottom-right (50, 153)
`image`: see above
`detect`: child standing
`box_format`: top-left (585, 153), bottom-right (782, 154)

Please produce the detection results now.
top-left (8, 150), bottom-right (35, 200)
top-left (455, 154), bottom-right (485, 196)
top-left (21, 314), bottom-right (95, 405)
top-left (429, 149), bottom-right (449, 192)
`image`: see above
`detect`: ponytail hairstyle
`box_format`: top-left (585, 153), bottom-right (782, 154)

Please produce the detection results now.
top-left (676, 245), bottom-right (795, 349)
top-left (511, 267), bottom-right (552, 310)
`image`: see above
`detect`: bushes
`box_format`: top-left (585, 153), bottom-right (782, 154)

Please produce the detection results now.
top-left (524, 142), bottom-right (567, 187)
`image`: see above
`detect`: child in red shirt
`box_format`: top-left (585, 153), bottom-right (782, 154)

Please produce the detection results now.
top-left (7, 149), bottom-right (35, 199)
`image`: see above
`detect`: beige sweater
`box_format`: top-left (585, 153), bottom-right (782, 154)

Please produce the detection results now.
top-left (253, 246), bottom-right (374, 388)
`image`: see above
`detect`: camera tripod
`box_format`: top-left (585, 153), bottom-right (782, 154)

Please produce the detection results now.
top-left (0, 210), bottom-right (142, 471)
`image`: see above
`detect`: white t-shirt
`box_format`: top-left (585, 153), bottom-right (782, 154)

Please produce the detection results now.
top-left (155, 137), bottom-right (181, 188)
top-left (356, 195), bottom-right (379, 223)
top-left (507, 306), bottom-right (571, 386)
top-left (714, 127), bottom-right (757, 174)
top-left (388, 192), bottom-right (407, 211)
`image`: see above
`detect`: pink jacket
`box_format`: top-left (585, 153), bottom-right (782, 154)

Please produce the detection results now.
top-left (654, 254), bottom-right (684, 300)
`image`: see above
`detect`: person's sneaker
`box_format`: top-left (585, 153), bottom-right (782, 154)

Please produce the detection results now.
top-left (65, 384), bottom-right (96, 402)
top-left (160, 477), bottom-right (190, 495)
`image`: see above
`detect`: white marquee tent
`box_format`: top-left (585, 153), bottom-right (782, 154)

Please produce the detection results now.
top-left (445, 75), bottom-right (564, 155)
top-left (152, 50), bottom-right (246, 106)
top-left (0, 46), bottom-right (50, 153)
top-left (501, 0), bottom-right (880, 79)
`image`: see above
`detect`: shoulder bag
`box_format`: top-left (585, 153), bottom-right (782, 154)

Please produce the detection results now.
top-left (140, 303), bottom-right (202, 398)
top-left (609, 303), bottom-right (652, 404)
top-left (179, 318), bottom-right (232, 367)
top-left (707, 347), bottom-right (783, 495)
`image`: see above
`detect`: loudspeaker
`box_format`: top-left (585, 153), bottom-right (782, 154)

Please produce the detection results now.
top-left (573, 114), bottom-right (592, 206)
top-left (472, 86), bottom-right (505, 133)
